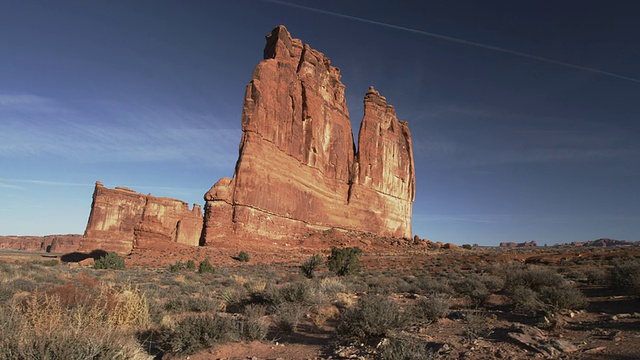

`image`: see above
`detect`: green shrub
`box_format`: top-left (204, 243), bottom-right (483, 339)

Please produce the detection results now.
top-left (186, 260), bottom-right (197, 271)
top-left (462, 244), bottom-right (472, 250)
top-left (409, 293), bottom-right (450, 324)
top-left (337, 294), bottom-right (404, 341)
top-left (94, 252), bottom-right (125, 270)
top-left (159, 314), bottom-right (236, 355)
top-left (264, 281), bottom-right (312, 305)
top-left (327, 247), bottom-right (362, 276)
top-left (29, 259), bottom-right (59, 267)
top-left (453, 276), bottom-right (491, 307)
top-left (301, 254), bottom-right (323, 278)
top-left (586, 268), bottom-right (608, 285)
top-left (379, 336), bottom-right (437, 360)
top-left (414, 276), bottom-right (453, 295)
top-left (609, 260), bottom-right (640, 295)
top-left (168, 261), bottom-right (185, 273)
top-left (504, 266), bottom-right (586, 313)
top-left (198, 258), bottom-right (215, 274)
top-left (237, 251), bottom-right (250, 262)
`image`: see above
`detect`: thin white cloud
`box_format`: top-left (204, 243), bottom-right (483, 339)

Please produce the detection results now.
top-left (411, 104), bottom-right (639, 167)
top-left (264, 0), bottom-right (640, 84)
top-left (0, 94), bottom-right (242, 169)
top-left (0, 182), bottom-right (25, 190)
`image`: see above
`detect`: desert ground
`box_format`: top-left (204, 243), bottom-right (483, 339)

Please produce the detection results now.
top-left (0, 234), bottom-right (639, 360)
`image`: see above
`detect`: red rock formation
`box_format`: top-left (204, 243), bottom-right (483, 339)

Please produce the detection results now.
top-left (80, 181), bottom-right (203, 254)
top-left (0, 234), bottom-right (82, 253)
top-left (202, 25), bottom-right (415, 245)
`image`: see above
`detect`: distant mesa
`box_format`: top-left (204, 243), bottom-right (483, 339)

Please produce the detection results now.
top-left (0, 234), bottom-right (81, 253)
top-left (556, 238), bottom-right (639, 248)
top-left (500, 241), bottom-right (538, 248)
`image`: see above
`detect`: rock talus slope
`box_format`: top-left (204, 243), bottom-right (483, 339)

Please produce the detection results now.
top-left (81, 181), bottom-right (203, 254)
top-left (202, 25), bottom-right (415, 245)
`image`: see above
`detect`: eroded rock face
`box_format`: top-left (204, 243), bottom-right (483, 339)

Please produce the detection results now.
top-left (203, 25), bottom-right (415, 245)
top-left (81, 181), bottom-right (203, 254)
top-left (0, 234), bottom-right (82, 253)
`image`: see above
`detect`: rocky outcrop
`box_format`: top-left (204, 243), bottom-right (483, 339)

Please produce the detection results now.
top-left (80, 181), bottom-right (203, 254)
top-left (560, 238), bottom-right (639, 248)
top-left (0, 234), bottom-right (82, 253)
top-left (500, 241), bottom-right (538, 248)
top-left (202, 25), bottom-right (415, 245)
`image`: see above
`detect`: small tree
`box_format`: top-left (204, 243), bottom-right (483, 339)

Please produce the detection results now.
top-left (301, 254), bottom-right (323, 278)
top-left (198, 258), bottom-right (215, 274)
top-left (327, 247), bottom-right (362, 276)
top-left (186, 260), bottom-right (196, 271)
top-left (94, 252), bottom-right (125, 270)
top-left (237, 251), bottom-right (250, 262)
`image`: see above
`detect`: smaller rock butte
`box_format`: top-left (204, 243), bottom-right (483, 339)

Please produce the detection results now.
top-left (80, 181), bottom-right (203, 254)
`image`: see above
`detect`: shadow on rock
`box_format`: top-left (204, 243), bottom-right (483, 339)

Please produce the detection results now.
top-left (60, 249), bottom-right (108, 263)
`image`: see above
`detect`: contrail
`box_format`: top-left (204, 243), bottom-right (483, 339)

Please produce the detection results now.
top-left (263, 0), bottom-right (640, 84)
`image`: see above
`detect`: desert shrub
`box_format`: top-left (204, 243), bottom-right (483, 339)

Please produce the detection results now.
top-left (164, 295), bottom-right (221, 314)
top-left (198, 258), bottom-right (216, 274)
top-left (464, 311), bottom-right (491, 341)
top-left (29, 259), bottom-right (59, 267)
top-left (609, 260), bottom-right (640, 295)
top-left (273, 302), bottom-right (307, 333)
top-left (158, 314), bottom-right (237, 355)
top-left (462, 244), bottom-right (472, 250)
top-left (238, 304), bottom-right (268, 341)
top-left (327, 247), bottom-right (362, 276)
top-left (409, 293), bottom-right (450, 324)
top-left (318, 277), bottom-right (347, 295)
top-left (453, 276), bottom-right (490, 307)
top-left (504, 266), bottom-right (586, 313)
top-left (337, 294), bottom-right (404, 341)
top-left (414, 276), bottom-right (453, 295)
top-left (185, 259), bottom-right (197, 271)
top-left (10, 278), bottom-right (36, 293)
top-left (379, 336), bottom-right (437, 360)
top-left (586, 268), bottom-right (608, 285)
top-left (94, 252), bottom-right (126, 270)
top-left (301, 254), bottom-right (323, 278)
top-left (479, 274), bottom-right (504, 292)
top-left (0, 288), bottom-right (14, 304)
top-left (236, 251), bottom-right (250, 262)
top-left (504, 267), bottom-right (563, 294)
top-left (265, 281), bottom-right (312, 305)
top-left (219, 286), bottom-right (248, 311)
top-left (168, 261), bottom-right (190, 273)
top-left (539, 284), bottom-right (587, 310)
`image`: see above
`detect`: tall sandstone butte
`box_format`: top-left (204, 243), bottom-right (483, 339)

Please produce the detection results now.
top-left (202, 25), bottom-right (415, 244)
top-left (80, 181), bottom-right (203, 254)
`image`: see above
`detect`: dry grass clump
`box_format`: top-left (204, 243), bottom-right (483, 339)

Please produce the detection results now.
top-left (0, 282), bottom-right (150, 359)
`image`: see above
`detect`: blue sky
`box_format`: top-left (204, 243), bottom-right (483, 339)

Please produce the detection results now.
top-left (1, 0), bottom-right (638, 245)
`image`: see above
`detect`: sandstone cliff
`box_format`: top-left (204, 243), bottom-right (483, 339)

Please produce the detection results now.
top-left (80, 181), bottom-right (203, 254)
top-left (202, 25), bottom-right (415, 245)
